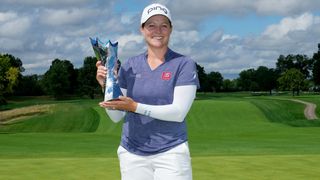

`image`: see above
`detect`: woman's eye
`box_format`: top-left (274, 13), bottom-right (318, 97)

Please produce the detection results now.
top-left (162, 25), bottom-right (168, 28)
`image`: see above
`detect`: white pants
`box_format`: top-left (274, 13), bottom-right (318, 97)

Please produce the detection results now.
top-left (117, 142), bottom-right (192, 180)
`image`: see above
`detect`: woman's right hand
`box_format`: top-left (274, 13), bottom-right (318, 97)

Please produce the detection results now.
top-left (96, 60), bottom-right (107, 88)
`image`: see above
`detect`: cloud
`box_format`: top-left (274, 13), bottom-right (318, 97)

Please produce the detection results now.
top-left (187, 12), bottom-right (320, 77)
top-left (1, 0), bottom-right (320, 80)
top-left (0, 38), bottom-right (24, 51)
top-left (1, 0), bottom-right (91, 6)
top-left (0, 11), bottom-right (31, 37)
top-left (254, 0), bottom-right (320, 15)
top-left (262, 13), bottom-right (317, 39)
top-left (169, 0), bottom-right (320, 16)
top-left (40, 8), bottom-right (99, 26)
top-left (167, 0), bottom-right (320, 31)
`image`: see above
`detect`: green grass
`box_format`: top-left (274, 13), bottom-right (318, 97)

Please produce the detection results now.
top-left (1, 94), bottom-right (320, 179)
top-left (1, 155), bottom-right (320, 180)
top-left (0, 157), bottom-right (121, 180)
top-left (250, 97), bottom-right (320, 127)
top-left (0, 100), bottom-right (100, 133)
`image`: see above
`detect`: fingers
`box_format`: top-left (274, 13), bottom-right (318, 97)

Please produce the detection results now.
top-left (99, 97), bottom-right (137, 112)
top-left (97, 66), bottom-right (107, 77)
top-left (96, 61), bottom-right (107, 87)
top-left (96, 60), bottom-right (103, 68)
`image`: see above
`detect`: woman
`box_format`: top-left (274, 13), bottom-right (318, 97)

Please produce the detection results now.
top-left (96, 3), bottom-right (199, 180)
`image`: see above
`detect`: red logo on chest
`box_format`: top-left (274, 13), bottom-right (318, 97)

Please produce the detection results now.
top-left (161, 72), bottom-right (172, 80)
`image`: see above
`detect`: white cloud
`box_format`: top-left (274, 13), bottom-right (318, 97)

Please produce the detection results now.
top-left (44, 34), bottom-right (68, 47)
top-left (170, 0), bottom-right (320, 16)
top-left (262, 13), bottom-right (316, 39)
top-left (117, 34), bottom-right (144, 48)
top-left (0, 11), bottom-right (17, 21)
top-left (40, 8), bottom-right (98, 26)
top-left (116, 34), bottom-right (145, 60)
top-left (1, 0), bottom-right (90, 6)
top-left (181, 12), bottom-right (320, 77)
top-left (254, 0), bottom-right (320, 15)
top-left (0, 12), bottom-right (31, 37)
top-left (0, 38), bottom-right (23, 51)
top-left (171, 30), bottom-right (200, 46)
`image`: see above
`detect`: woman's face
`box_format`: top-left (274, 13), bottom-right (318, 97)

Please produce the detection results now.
top-left (141, 15), bottom-right (172, 49)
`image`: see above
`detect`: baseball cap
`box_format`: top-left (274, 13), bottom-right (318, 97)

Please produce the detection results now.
top-left (140, 3), bottom-right (172, 25)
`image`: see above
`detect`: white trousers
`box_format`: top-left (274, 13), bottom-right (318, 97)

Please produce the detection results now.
top-left (117, 142), bottom-right (192, 180)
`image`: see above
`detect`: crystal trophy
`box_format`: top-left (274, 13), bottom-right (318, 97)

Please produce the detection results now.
top-left (90, 37), bottom-right (122, 101)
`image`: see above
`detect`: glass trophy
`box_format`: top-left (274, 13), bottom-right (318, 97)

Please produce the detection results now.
top-left (90, 37), bottom-right (122, 101)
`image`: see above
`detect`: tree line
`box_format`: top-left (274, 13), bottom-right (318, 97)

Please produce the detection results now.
top-left (1, 43), bottom-right (320, 104)
top-left (198, 44), bottom-right (320, 96)
top-left (0, 56), bottom-right (100, 104)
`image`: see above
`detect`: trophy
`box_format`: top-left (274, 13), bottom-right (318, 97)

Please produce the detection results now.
top-left (90, 37), bottom-right (122, 101)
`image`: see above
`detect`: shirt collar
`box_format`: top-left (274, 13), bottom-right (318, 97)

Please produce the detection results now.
top-left (144, 48), bottom-right (174, 62)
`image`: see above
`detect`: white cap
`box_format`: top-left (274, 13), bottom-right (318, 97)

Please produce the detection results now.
top-left (140, 3), bottom-right (172, 25)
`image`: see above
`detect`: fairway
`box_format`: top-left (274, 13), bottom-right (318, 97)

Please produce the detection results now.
top-left (1, 95), bottom-right (320, 179)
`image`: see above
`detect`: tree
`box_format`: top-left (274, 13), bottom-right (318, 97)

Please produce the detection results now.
top-left (255, 66), bottom-right (278, 94)
top-left (14, 75), bottom-right (44, 96)
top-left (207, 71), bottom-right (223, 92)
top-left (312, 43), bottom-right (320, 90)
top-left (237, 69), bottom-right (258, 91)
top-left (42, 59), bottom-right (76, 99)
top-left (78, 56), bottom-right (100, 99)
top-left (276, 54), bottom-right (312, 78)
top-left (278, 68), bottom-right (305, 96)
top-left (0, 54), bottom-right (24, 104)
top-left (222, 79), bottom-right (238, 92)
top-left (196, 63), bottom-right (208, 92)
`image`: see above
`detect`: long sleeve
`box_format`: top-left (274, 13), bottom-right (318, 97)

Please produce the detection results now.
top-left (135, 85), bottom-right (197, 122)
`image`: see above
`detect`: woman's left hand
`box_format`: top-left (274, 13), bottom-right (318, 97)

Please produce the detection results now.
top-left (99, 96), bottom-right (137, 112)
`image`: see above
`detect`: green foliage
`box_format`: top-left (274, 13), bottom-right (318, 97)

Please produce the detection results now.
top-left (276, 54), bottom-right (313, 78)
top-left (278, 68), bottom-right (305, 96)
top-left (238, 68), bottom-right (258, 91)
top-left (196, 63), bottom-right (208, 92)
top-left (42, 59), bottom-right (77, 99)
top-left (196, 63), bottom-right (226, 92)
top-left (14, 74), bottom-right (44, 96)
top-left (207, 71), bottom-right (223, 92)
top-left (312, 44), bottom-right (320, 87)
top-left (222, 79), bottom-right (238, 92)
top-left (0, 54), bottom-right (24, 104)
top-left (5, 67), bottom-right (19, 93)
top-left (0, 56), bottom-right (11, 96)
top-left (78, 56), bottom-right (100, 99)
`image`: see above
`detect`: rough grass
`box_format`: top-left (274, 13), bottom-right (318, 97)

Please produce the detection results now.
top-left (0, 100), bottom-right (100, 133)
top-left (0, 104), bottom-right (54, 124)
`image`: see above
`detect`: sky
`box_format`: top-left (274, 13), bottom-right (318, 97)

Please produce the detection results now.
top-left (1, 0), bottom-right (320, 79)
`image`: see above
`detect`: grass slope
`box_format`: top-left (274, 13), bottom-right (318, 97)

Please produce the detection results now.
top-left (0, 100), bottom-right (100, 133)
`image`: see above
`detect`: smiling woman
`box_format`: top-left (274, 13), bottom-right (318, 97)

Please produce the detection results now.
top-left (96, 3), bottom-right (199, 180)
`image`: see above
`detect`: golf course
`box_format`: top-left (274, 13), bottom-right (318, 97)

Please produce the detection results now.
top-left (1, 93), bottom-right (320, 179)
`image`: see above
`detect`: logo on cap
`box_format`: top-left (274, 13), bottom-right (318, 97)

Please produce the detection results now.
top-left (147, 5), bottom-right (168, 15)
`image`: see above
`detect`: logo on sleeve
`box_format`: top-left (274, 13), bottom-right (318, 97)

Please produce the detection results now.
top-left (161, 72), bottom-right (172, 80)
